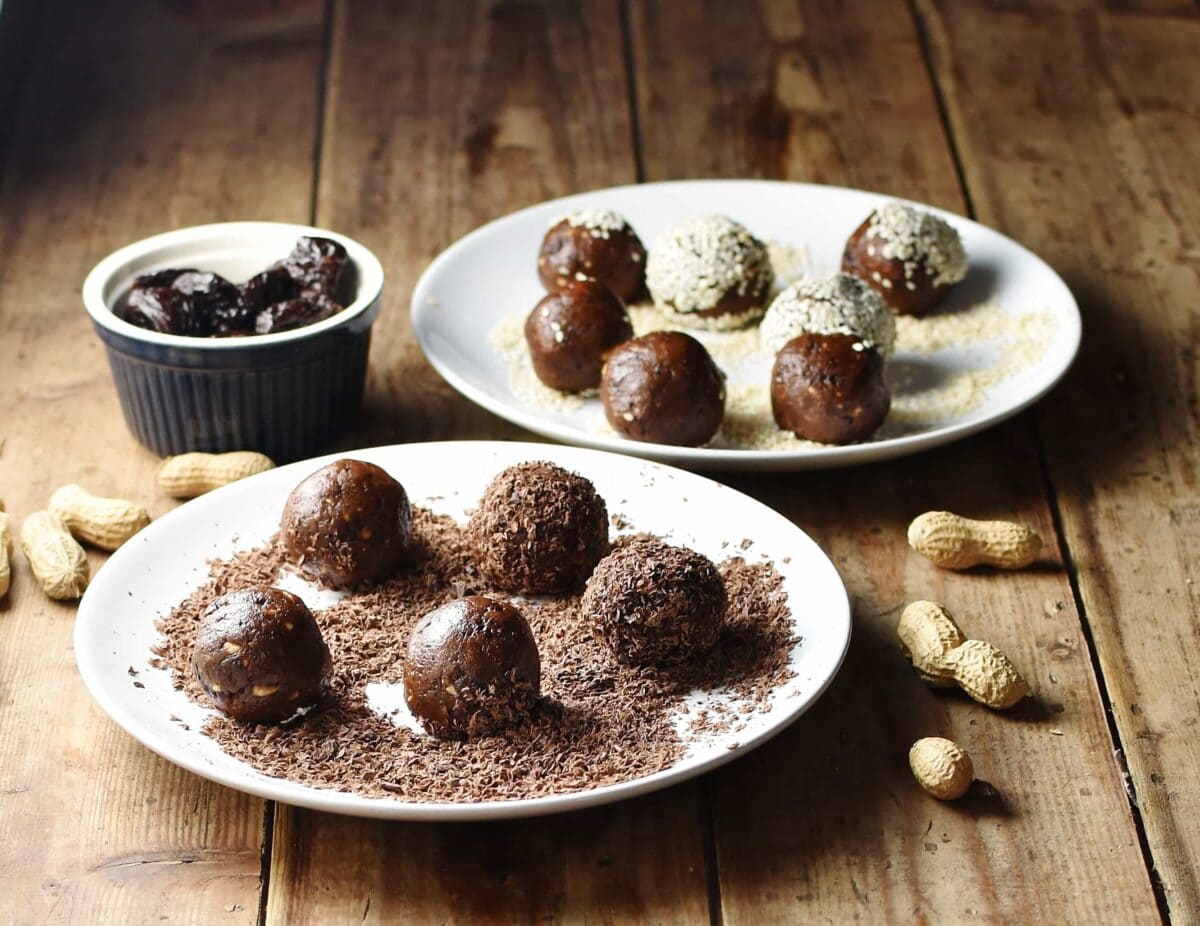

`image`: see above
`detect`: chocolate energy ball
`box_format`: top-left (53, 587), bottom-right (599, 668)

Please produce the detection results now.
top-left (841, 203), bottom-right (967, 316)
top-left (760, 273), bottom-right (896, 358)
top-left (582, 537), bottom-right (726, 667)
top-left (403, 596), bottom-right (541, 739)
top-left (281, 459), bottom-right (413, 588)
top-left (193, 586), bottom-right (332, 724)
top-left (771, 332), bottom-right (891, 444)
top-left (468, 461), bottom-right (608, 595)
top-left (645, 215), bottom-right (774, 330)
top-left (600, 331), bottom-right (725, 446)
top-left (524, 279), bottom-right (634, 392)
top-left (537, 209), bottom-right (646, 303)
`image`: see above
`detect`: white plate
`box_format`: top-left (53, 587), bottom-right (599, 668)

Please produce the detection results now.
top-left (411, 180), bottom-right (1081, 471)
top-left (75, 441), bottom-right (850, 820)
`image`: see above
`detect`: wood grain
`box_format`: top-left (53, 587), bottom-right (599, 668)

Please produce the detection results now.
top-left (264, 3), bottom-right (710, 922)
top-left (629, 0), bottom-right (1160, 920)
top-left (917, 0), bottom-right (1200, 917)
top-left (0, 0), bottom-right (326, 920)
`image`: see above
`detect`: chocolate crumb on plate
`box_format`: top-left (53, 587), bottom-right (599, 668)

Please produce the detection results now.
top-left (153, 508), bottom-right (796, 804)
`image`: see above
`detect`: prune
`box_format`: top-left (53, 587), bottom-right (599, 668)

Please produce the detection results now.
top-left (118, 273), bottom-right (193, 334)
top-left (115, 236), bottom-right (351, 339)
top-left (255, 294), bottom-right (341, 334)
top-left (275, 236), bottom-right (348, 297)
top-left (118, 268), bottom-right (250, 336)
top-left (172, 271), bottom-right (254, 334)
top-left (241, 267), bottom-right (299, 311)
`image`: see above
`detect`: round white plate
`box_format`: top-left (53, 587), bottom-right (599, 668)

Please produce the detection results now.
top-left (75, 441), bottom-right (850, 820)
top-left (411, 179), bottom-right (1081, 471)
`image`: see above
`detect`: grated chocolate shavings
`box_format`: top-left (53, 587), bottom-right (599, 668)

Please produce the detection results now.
top-left (152, 509), bottom-right (796, 803)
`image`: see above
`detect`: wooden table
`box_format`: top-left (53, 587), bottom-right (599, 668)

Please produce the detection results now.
top-left (1, 1), bottom-right (1196, 922)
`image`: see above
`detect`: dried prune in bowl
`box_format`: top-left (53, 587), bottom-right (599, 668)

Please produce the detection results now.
top-left (241, 267), bottom-right (299, 311)
top-left (275, 236), bottom-right (349, 297)
top-left (256, 293), bottom-right (341, 335)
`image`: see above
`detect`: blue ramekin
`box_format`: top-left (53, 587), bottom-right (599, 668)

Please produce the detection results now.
top-left (82, 222), bottom-right (385, 462)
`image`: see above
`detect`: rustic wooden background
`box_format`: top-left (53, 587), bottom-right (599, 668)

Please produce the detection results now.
top-left (0, 0), bottom-right (1196, 922)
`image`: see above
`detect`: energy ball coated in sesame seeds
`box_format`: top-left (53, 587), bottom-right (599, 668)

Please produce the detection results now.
top-left (468, 462), bottom-right (609, 595)
top-left (600, 331), bottom-right (726, 446)
top-left (842, 203), bottom-right (968, 316)
top-left (771, 332), bottom-right (891, 444)
top-left (645, 215), bottom-right (774, 330)
top-left (403, 596), bottom-right (541, 740)
top-left (583, 537), bottom-right (727, 667)
top-left (538, 209), bottom-right (647, 303)
top-left (524, 279), bottom-right (634, 392)
top-left (760, 273), bottom-right (896, 358)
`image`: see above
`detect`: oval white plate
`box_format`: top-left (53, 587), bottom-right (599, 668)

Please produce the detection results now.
top-left (75, 441), bottom-right (850, 820)
top-left (411, 180), bottom-right (1081, 471)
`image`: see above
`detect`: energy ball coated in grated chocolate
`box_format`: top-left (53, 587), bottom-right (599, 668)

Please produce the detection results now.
top-left (582, 537), bottom-right (727, 667)
top-left (403, 596), bottom-right (541, 739)
top-left (537, 209), bottom-right (647, 303)
top-left (600, 331), bottom-right (725, 447)
top-left (771, 332), bottom-right (891, 444)
top-left (193, 586), bottom-right (332, 724)
top-left (467, 461), bottom-right (609, 595)
top-left (281, 459), bottom-right (413, 589)
top-left (524, 279), bottom-right (634, 392)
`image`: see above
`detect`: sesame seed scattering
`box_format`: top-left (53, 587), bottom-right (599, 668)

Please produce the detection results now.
top-left (560, 208), bottom-right (631, 240)
top-left (645, 216), bottom-right (774, 330)
top-left (867, 203), bottom-right (968, 288)
top-left (151, 509), bottom-right (797, 802)
top-left (759, 274), bottom-right (897, 358)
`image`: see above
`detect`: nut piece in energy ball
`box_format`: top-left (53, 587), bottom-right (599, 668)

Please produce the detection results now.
top-left (468, 461), bottom-right (608, 595)
top-left (524, 279), bottom-right (634, 392)
top-left (282, 459), bottom-right (413, 588)
top-left (537, 209), bottom-right (647, 303)
top-left (601, 331), bottom-right (725, 446)
top-left (760, 273), bottom-right (896, 358)
top-left (842, 203), bottom-right (968, 316)
top-left (909, 737), bottom-right (974, 800)
top-left (403, 596), bottom-right (541, 739)
top-left (771, 332), bottom-right (891, 444)
top-left (582, 536), bottom-right (727, 667)
top-left (645, 215), bottom-right (774, 330)
top-left (193, 586), bottom-right (332, 724)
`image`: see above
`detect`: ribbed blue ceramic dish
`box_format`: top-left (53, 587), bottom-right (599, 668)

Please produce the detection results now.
top-left (82, 222), bottom-right (384, 462)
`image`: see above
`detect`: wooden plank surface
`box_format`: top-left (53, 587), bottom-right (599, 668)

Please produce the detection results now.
top-left (916, 0), bottom-right (1200, 918)
top-left (264, 3), bottom-right (712, 922)
top-left (0, 1), bottom-right (326, 921)
top-left (629, 0), bottom-right (1161, 921)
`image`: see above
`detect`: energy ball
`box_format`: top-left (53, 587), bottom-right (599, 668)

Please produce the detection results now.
top-left (760, 273), bottom-right (896, 358)
top-left (842, 203), bottom-right (968, 316)
top-left (538, 209), bottom-right (647, 303)
top-left (524, 279), bottom-right (634, 392)
top-left (771, 332), bottom-right (891, 444)
top-left (193, 586), bottom-right (332, 724)
top-left (645, 215), bottom-right (774, 330)
top-left (403, 596), bottom-right (541, 739)
top-left (582, 537), bottom-right (726, 667)
top-left (600, 331), bottom-right (725, 446)
top-left (281, 459), bottom-right (413, 589)
top-left (468, 461), bottom-right (608, 595)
